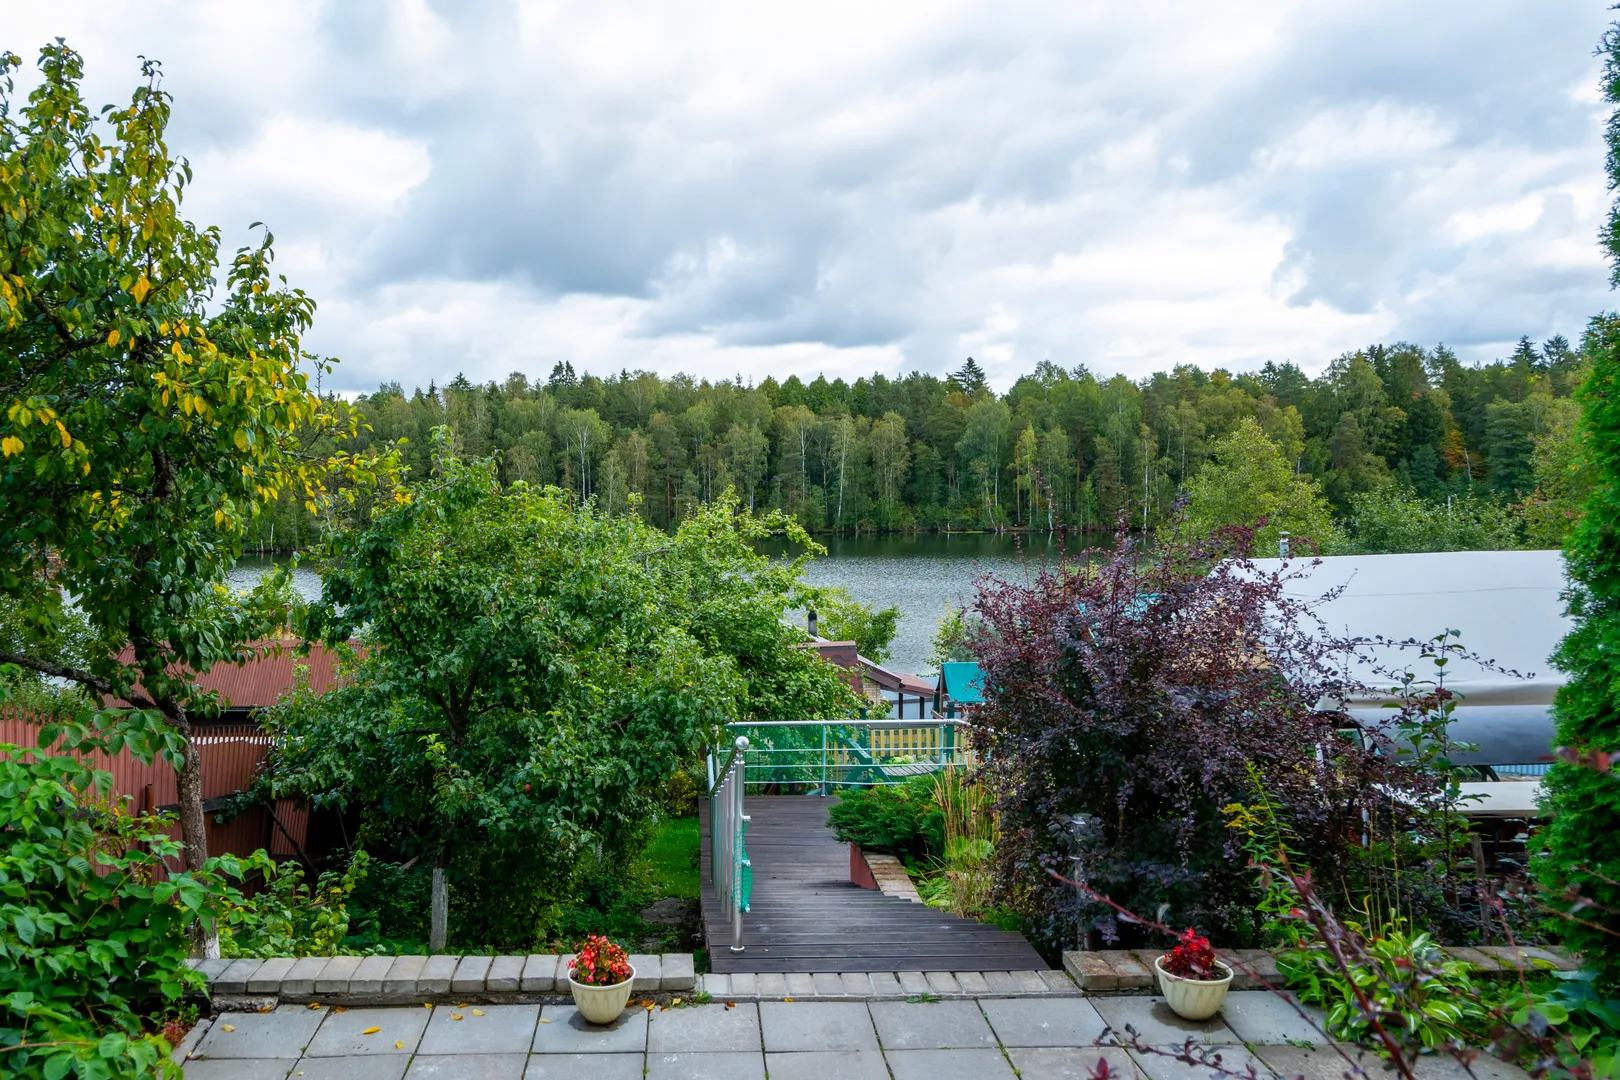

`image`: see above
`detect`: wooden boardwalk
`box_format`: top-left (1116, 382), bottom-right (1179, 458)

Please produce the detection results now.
top-left (699, 795), bottom-right (1049, 974)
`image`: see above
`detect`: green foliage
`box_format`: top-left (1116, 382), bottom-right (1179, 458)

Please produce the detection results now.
top-left (219, 852), bottom-right (374, 959)
top-left (275, 440), bottom-right (858, 948)
top-left (927, 607), bottom-right (978, 671)
top-left (824, 776), bottom-right (943, 862)
top-left (345, 861), bottom-right (432, 952)
top-left (0, 747), bottom-right (250, 1080)
top-left (814, 586), bottom-right (901, 663)
top-left (0, 42), bottom-right (398, 873)
top-left (645, 817), bottom-right (700, 901)
top-left (1344, 488), bottom-right (1521, 553)
top-left (1519, 395), bottom-right (1590, 548)
top-left (1290, 930), bottom-right (1484, 1050)
top-left (1491, 971), bottom-right (1620, 1077)
top-left (1532, 314), bottom-right (1620, 981)
top-left (1173, 418), bottom-right (1342, 555)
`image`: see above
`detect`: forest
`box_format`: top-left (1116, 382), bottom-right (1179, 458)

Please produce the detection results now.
top-left (247, 331), bottom-right (1590, 551)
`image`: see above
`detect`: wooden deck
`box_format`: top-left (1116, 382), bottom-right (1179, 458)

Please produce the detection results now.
top-left (699, 795), bottom-right (1049, 973)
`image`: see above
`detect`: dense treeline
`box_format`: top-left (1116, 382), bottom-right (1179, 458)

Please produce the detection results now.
top-left (245, 333), bottom-right (1588, 548)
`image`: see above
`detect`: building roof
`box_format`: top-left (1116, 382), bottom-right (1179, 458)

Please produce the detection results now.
top-left (938, 661), bottom-right (985, 705)
top-left (1248, 550), bottom-right (1571, 706)
top-left (107, 640), bottom-right (350, 712)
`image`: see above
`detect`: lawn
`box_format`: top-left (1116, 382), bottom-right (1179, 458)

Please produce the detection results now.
top-left (645, 815), bottom-right (700, 900)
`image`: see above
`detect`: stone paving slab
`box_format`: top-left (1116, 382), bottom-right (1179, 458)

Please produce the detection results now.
top-left (1217, 990), bottom-right (1330, 1046)
top-left (869, 999), bottom-right (998, 1049)
top-left (179, 997), bottom-right (1541, 1080)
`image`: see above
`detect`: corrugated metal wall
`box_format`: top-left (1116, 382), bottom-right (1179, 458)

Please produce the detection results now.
top-left (0, 706), bottom-right (309, 868)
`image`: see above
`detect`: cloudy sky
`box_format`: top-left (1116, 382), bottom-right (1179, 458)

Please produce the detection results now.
top-left (6, 1), bottom-right (1615, 394)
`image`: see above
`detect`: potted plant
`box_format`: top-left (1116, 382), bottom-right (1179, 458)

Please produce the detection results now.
top-left (1154, 928), bottom-right (1232, 1020)
top-left (567, 935), bottom-right (636, 1023)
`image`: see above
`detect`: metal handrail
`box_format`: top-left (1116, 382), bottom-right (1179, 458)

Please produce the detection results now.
top-left (724, 717), bottom-right (975, 791)
top-left (707, 735), bottom-right (751, 953)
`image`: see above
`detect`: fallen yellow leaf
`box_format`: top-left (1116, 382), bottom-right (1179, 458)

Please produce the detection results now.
top-left (395, 1041), bottom-right (403, 1049)
top-left (783, 996), bottom-right (795, 1003)
top-left (307, 1003), bottom-right (321, 1010)
top-left (452, 1014), bottom-right (463, 1022)
top-left (219, 1025), bottom-right (235, 1032)
top-left (471, 1009), bottom-right (484, 1016)
top-left (257, 1006), bottom-right (274, 1013)
top-left (423, 1003), bottom-right (433, 1009)
top-left (539, 1018), bottom-right (553, 1024)
top-left (671, 998), bottom-right (682, 1006)
top-left (332, 1007), bottom-right (346, 1013)
top-left (362, 1026), bottom-right (380, 1035)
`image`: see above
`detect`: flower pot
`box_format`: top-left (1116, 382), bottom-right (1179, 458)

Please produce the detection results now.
top-left (1154, 956), bottom-right (1232, 1020)
top-left (568, 966), bottom-right (636, 1024)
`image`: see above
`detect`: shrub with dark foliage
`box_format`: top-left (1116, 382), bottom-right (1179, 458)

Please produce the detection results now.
top-left (970, 523), bottom-right (1397, 951)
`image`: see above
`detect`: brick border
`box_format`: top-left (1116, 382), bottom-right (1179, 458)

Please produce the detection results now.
top-left (1061, 944), bottom-right (1580, 993)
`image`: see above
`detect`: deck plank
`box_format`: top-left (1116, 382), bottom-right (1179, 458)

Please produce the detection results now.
top-left (699, 795), bottom-right (1049, 973)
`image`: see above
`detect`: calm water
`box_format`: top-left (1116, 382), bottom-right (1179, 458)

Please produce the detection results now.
top-left (232, 532), bottom-right (1100, 678)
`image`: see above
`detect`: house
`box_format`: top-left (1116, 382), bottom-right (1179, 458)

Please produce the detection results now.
top-left (934, 661), bottom-right (984, 719)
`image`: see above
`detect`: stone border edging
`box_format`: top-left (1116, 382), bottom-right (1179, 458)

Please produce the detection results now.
top-left (697, 968), bottom-right (1080, 1000)
top-left (1062, 944), bottom-right (1580, 993)
top-left (186, 952), bottom-right (696, 1007)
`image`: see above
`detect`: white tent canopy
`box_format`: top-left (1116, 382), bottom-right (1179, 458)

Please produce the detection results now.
top-left (1249, 550), bottom-right (1572, 708)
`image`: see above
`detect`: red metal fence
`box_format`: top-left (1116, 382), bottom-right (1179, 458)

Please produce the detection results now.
top-left (0, 706), bottom-right (309, 866)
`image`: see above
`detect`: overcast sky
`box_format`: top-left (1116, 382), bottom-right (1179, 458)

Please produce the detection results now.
top-left (6, 2), bottom-right (1616, 394)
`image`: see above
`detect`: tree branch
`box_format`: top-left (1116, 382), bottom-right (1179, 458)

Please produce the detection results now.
top-left (0, 650), bottom-right (157, 711)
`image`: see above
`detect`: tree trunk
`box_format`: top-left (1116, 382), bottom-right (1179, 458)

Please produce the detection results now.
top-left (172, 706), bottom-right (219, 957)
top-left (430, 866), bottom-right (449, 952)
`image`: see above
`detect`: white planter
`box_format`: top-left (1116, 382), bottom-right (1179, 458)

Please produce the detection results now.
top-left (568, 966), bottom-right (636, 1024)
top-left (1154, 956), bottom-right (1232, 1020)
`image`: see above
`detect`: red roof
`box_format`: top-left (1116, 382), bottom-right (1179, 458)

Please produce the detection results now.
top-left (107, 640), bottom-right (351, 711)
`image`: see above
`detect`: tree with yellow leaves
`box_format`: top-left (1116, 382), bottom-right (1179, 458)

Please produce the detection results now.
top-left (0, 40), bottom-right (398, 951)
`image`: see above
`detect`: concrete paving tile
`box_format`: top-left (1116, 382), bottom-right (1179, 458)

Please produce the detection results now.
top-left (956, 972), bottom-right (992, 995)
top-left (523, 1053), bottom-right (644, 1079)
top-left (1254, 1044), bottom-right (1383, 1080)
top-left (1040, 969), bottom-right (1080, 993)
top-left (926, 971), bottom-right (963, 996)
top-left (1127, 1043), bottom-right (1271, 1080)
top-left (887, 1048), bottom-right (1017, 1080)
top-left (1008, 1047), bottom-right (1142, 1080)
top-left (418, 1003), bottom-right (539, 1055)
top-left (980, 997), bottom-right (1109, 1048)
top-left (757, 972), bottom-right (788, 999)
top-left (486, 956), bottom-right (524, 993)
top-left (728, 973), bottom-right (758, 998)
top-left (630, 954), bottom-right (662, 991)
top-left (305, 1007), bottom-right (429, 1056)
top-left (195, 1006), bottom-right (324, 1059)
top-left (1090, 996), bottom-right (1237, 1046)
top-left (216, 958), bottom-right (266, 994)
top-left (897, 971), bottom-right (930, 996)
top-left (701, 974), bottom-right (731, 998)
top-left (1217, 991), bottom-right (1330, 1046)
top-left (284, 1058), bottom-right (409, 1080)
top-left (193, 957), bottom-right (233, 982)
top-left (404, 1054), bottom-right (527, 1079)
top-left (663, 954), bottom-right (696, 991)
top-left (869, 1000), bottom-right (998, 1049)
top-left (648, 1002), bottom-right (761, 1052)
top-left (249, 957), bottom-right (297, 994)
top-left (450, 955), bottom-right (491, 993)
top-left (1012, 970), bottom-right (1052, 993)
top-left (646, 1051), bottom-right (766, 1080)
top-left (984, 971), bottom-right (1020, 994)
top-left (419, 956), bottom-right (457, 995)
top-left (759, 1001), bottom-right (878, 1052)
top-left (316, 955), bottom-right (363, 994)
top-left (531, 1005), bottom-right (648, 1054)
top-left (382, 956), bottom-right (426, 998)
top-left (283, 957), bottom-right (330, 997)
top-left (840, 972), bottom-right (872, 997)
top-left (813, 972), bottom-right (843, 997)
top-left (765, 1050), bottom-right (891, 1080)
top-left (787, 973), bottom-right (817, 998)
top-left (180, 1060), bottom-right (291, 1079)
top-left (869, 972), bottom-right (904, 999)
top-left (520, 954), bottom-right (557, 992)
top-left (1408, 1052), bottom-right (1533, 1080)
top-left (351, 955), bottom-right (395, 995)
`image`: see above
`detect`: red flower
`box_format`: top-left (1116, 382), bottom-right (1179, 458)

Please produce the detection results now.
top-left (569, 935), bottom-right (633, 987)
top-left (1159, 928), bottom-right (1222, 980)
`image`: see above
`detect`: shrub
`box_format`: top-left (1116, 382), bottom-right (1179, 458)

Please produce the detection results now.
top-left (0, 749), bottom-right (248, 1079)
top-left (219, 851), bottom-right (374, 958)
top-left (825, 776), bottom-right (943, 862)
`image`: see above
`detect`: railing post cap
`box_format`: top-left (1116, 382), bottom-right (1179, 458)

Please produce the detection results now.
top-left (733, 734), bottom-right (750, 751)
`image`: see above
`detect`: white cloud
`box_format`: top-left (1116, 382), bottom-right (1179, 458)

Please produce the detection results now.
top-left (2, 0), bottom-right (1614, 389)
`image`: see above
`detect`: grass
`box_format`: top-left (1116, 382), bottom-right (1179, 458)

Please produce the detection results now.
top-left (645, 815), bottom-right (700, 900)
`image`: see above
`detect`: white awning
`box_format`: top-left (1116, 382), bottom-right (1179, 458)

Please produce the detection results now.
top-left (1249, 550), bottom-right (1571, 706)
top-left (1455, 780), bottom-right (1544, 818)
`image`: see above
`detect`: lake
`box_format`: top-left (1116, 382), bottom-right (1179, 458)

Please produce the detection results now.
top-left (232, 532), bottom-right (1099, 678)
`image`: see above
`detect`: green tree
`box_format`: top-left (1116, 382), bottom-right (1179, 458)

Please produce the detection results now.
top-left (1343, 489), bottom-right (1520, 553)
top-left (1174, 418), bottom-right (1340, 555)
top-left (0, 44), bottom-right (395, 905)
top-left (293, 439), bottom-right (856, 948)
top-left (1518, 396), bottom-right (1589, 547)
top-left (815, 586), bottom-right (901, 664)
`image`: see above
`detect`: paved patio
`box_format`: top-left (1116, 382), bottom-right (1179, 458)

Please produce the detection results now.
top-left (178, 992), bottom-right (1533, 1080)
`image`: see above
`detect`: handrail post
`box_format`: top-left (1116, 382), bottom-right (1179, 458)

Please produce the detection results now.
top-left (730, 735), bottom-right (750, 953)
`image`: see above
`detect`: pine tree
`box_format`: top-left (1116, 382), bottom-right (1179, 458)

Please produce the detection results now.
top-left (1531, 21), bottom-right (1620, 976)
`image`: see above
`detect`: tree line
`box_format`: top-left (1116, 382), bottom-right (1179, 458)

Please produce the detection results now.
top-left (241, 334), bottom-right (1590, 549)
